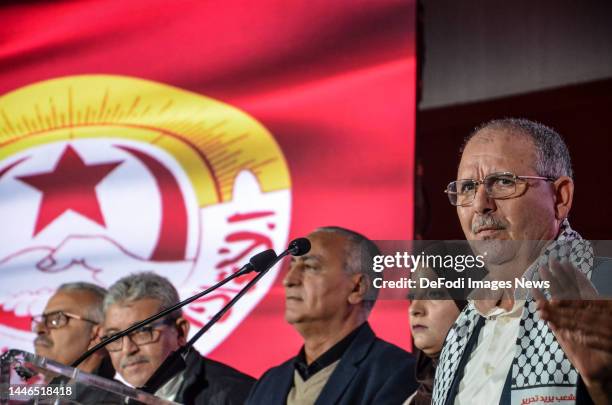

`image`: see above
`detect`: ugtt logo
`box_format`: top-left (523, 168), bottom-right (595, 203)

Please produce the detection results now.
top-left (0, 75), bottom-right (291, 355)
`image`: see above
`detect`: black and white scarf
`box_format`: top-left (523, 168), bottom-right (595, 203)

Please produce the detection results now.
top-left (432, 220), bottom-right (594, 405)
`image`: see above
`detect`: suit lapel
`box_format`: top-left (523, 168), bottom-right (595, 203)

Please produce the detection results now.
top-left (272, 362), bottom-right (297, 404)
top-left (315, 323), bottom-right (376, 405)
top-left (174, 350), bottom-right (203, 404)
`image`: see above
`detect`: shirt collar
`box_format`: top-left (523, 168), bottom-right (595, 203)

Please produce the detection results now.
top-left (293, 322), bottom-right (366, 381)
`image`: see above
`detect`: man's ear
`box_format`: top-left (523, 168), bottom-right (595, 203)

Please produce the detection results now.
top-left (175, 318), bottom-right (190, 345)
top-left (348, 273), bottom-right (367, 305)
top-left (88, 324), bottom-right (103, 348)
top-left (553, 176), bottom-right (574, 221)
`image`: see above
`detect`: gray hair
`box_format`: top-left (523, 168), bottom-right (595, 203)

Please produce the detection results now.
top-left (103, 272), bottom-right (182, 320)
top-left (57, 282), bottom-right (107, 324)
top-left (462, 118), bottom-right (573, 179)
top-left (315, 226), bottom-right (381, 313)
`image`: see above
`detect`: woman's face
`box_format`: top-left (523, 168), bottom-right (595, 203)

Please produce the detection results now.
top-left (409, 268), bottom-right (461, 356)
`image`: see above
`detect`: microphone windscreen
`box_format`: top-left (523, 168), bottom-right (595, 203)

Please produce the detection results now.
top-left (249, 249), bottom-right (278, 272)
top-left (289, 238), bottom-right (311, 256)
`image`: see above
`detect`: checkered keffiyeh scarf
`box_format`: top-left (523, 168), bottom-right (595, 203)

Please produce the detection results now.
top-left (432, 220), bottom-right (594, 405)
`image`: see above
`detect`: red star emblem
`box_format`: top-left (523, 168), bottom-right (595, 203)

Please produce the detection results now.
top-left (17, 145), bottom-right (122, 236)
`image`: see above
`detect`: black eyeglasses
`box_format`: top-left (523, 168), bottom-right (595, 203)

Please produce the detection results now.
top-left (445, 172), bottom-right (555, 207)
top-left (31, 311), bottom-right (98, 332)
top-left (100, 319), bottom-right (175, 352)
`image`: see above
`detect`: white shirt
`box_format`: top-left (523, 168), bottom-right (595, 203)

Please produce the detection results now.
top-left (154, 369), bottom-right (185, 402)
top-left (454, 300), bottom-right (524, 405)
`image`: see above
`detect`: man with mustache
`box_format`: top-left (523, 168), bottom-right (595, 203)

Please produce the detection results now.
top-left (102, 272), bottom-right (254, 404)
top-left (433, 118), bottom-right (611, 405)
top-left (246, 226), bottom-right (418, 405)
top-left (33, 282), bottom-right (113, 378)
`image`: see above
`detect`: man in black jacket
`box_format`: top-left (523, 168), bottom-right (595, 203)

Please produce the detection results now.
top-left (102, 272), bottom-right (254, 404)
top-left (246, 226), bottom-right (417, 405)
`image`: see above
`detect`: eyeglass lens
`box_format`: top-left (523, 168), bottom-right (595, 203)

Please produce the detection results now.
top-left (31, 312), bottom-right (68, 331)
top-left (104, 326), bottom-right (160, 352)
top-left (448, 174), bottom-right (518, 206)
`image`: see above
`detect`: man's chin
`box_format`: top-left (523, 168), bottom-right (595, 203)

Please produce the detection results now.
top-left (34, 347), bottom-right (54, 360)
top-left (125, 376), bottom-right (151, 389)
top-left (284, 314), bottom-right (298, 324)
top-left (122, 365), bottom-right (153, 388)
top-left (284, 311), bottom-right (306, 325)
top-left (470, 230), bottom-right (510, 241)
top-left (469, 238), bottom-right (519, 264)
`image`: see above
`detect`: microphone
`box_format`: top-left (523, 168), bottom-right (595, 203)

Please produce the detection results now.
top-left (287, 237), bottom-right (311, 257)
top-left (70, 248), bottom-right (278, 369)
top-left (184, 237), bottom-right (311, 348)
top-left (235, 248), bottom-right (278, 276)
top-left (143, 237), bottom-right (309, 393)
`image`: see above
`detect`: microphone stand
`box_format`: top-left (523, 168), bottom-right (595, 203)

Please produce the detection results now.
top-left (70, 249), bottom-right (277, 369)
top-left (187, 254), bottom-right (285, 348)
top-left (141, 239), bottom-right (310, 393)
top-left (186, 237), bottom-right (310, 348)
top-left (141, 252), bottom-right (289, 393)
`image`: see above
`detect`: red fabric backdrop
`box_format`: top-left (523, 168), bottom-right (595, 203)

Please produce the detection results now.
top-left (0, 0), bottom-right (416, 377)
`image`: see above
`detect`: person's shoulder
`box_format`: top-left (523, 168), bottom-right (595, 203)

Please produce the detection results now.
top-left (182, 353), bottom-right (256, 405)
top-left (349, 331), bottom-right (419, 397)
top-left (351, 323), bottom-right (415, 365)
top-left (369, 335), bottom-right (416, 363)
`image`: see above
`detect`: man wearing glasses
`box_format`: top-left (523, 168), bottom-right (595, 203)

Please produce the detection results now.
top-left (33, 282), bottom-right (113, 377)
top-left (102, 272), bottom-right (254, 404)
top-left (432, 118), bottom-right (610, 405)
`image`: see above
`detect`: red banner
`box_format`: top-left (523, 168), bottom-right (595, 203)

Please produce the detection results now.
top-left (0, 0), bottom-right (416, 377)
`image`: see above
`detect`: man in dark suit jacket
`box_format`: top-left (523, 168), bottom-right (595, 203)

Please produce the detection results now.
top-left (102, 272), bottom-right (254, 404)
top-left (247, 226), bottom-right (417, 405)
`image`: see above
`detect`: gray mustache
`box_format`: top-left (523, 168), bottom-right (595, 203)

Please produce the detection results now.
top-left (472, 216), bottom-right (506, 233)
top-left (34, 336), bottom-right (53, 347)
top-left (120, 355), bottom-right (149, 369)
